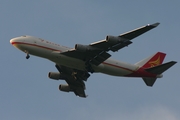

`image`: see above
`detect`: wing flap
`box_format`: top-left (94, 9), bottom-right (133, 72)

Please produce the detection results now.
top-left (110, 40), bottom-right (132, 52)
top-left (74, 87), bottom-right (87, 98)
top-left (90, 51), bottom-right (111, 65)
top-left (62, 49), bottom-right (111, 66)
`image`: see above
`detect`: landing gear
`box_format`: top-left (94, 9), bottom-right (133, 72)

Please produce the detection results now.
top-left (25, 50), bottom-right (30, 59)
top-left (26, 54), bottom-right (30, 59)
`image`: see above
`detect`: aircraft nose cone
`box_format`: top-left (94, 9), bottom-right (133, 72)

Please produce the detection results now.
top-left (10, 36), bottom-right (28, 50)
top-left (10, 38), bottom-right (14, 44)
top-left (10, 37), bottom-right (22, 48)
top-left (10, 37), bottom-right (22, 45)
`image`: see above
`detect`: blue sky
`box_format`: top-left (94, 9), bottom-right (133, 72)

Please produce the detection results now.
top-left (1, 1), bottom-right (180, 120)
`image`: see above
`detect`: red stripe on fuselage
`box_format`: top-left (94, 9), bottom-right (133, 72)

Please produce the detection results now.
top-left (102, 62), bottom-right (135, 72)
top-left (11, 42), bottom-right (61, 52)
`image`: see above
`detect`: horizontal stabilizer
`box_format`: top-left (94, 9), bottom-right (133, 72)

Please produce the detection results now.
top-left (142, 77), bottom-right (157, 87)
top-left (145, 61), bottom-right (177, 74)
top-left (142, 61), bottom-right (177, 87)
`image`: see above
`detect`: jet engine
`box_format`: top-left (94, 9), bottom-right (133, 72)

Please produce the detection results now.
top-left (106, 35), bottom-right (122, 44)
top-left (48, 72), bottom-right (65, 80)
top-left (75, 44), bottom-right (98, 52)
top-left (59, 84), bottom-right (72, 92)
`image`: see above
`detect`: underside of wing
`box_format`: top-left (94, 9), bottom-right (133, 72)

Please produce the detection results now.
top-left (90, 38), bottom-right (132, 52)
top-left (55, 64), bottom-right (90, 98)
top-left (62, 49), bottom-right (111, 66)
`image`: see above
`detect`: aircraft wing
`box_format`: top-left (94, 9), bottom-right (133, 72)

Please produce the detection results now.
top-left (55, 64), bottom-right (89, 98)
top-left (62, 23), bottom-right (160, 66)
top-left (90, 22), bottom-right (160, 52)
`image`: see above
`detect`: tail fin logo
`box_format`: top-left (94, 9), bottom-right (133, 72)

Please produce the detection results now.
top-left (148, 56), bottom-right (161, 67)
top-left (137, 52), bottom-right (166, 68)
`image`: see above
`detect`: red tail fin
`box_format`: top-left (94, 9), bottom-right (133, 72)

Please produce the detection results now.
top-left (135, 52), bottom-right (166, 68)
top-left (142, 52), bottom-right (166, 68)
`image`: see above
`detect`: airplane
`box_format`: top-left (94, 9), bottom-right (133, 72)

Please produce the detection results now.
top-left (10, 22), bottom-right (177, 98)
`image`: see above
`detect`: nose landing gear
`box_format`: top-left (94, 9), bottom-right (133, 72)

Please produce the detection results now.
top-left (24, 50), bottom-right (30, 59)
top-left (26, 54), bottom-right (30, 59)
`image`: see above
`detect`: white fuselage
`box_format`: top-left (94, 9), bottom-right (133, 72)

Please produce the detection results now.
top-left (10, 36), bottom-right (139, 76)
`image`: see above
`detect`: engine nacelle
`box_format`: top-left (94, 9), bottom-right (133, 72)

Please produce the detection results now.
top-left (106, 35), bottom-right (122, 44)
top-left (75, 44), bottom-right (97, 52)
top-left (48, 72), bottom-right (65, 80)
top-left (59, 84), bottom-right (72, 92)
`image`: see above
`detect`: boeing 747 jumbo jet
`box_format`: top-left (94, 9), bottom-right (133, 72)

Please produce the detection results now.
top-left (10, 23), bottom-right (177, 98)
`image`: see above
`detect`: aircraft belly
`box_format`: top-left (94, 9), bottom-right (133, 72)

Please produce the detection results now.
top-left (100, 65), bottom-right (132, 76)
top-left (20, 44), bottom-right (85, 70)
top-left (26, 45), bottom-right (52, 58)
top-left (50, 54), bottom-right (86, 70)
